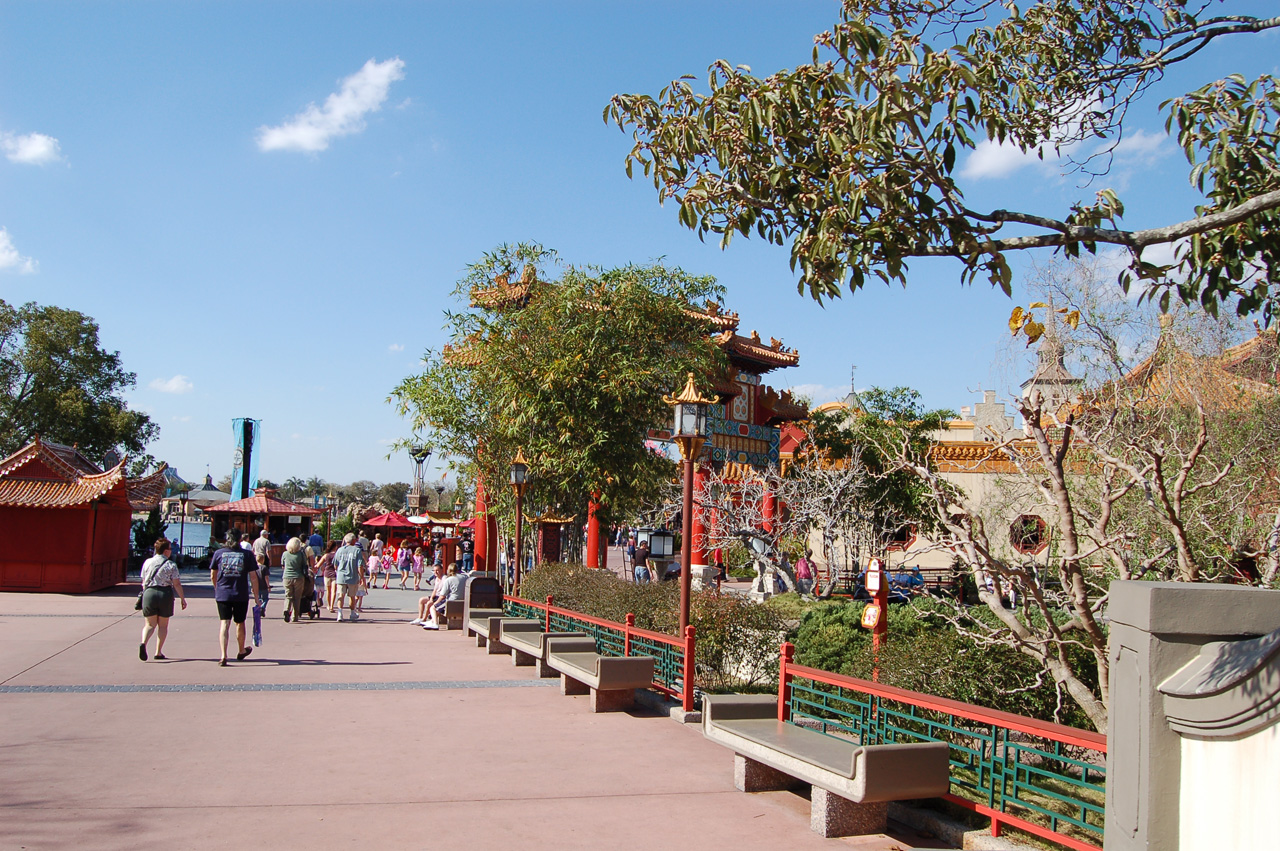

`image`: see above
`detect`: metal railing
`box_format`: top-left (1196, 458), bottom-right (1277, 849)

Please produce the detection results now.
top-left (503, 594), bottom-right (696, 712)
top-left (779, 642), bottom-right (1106, 851)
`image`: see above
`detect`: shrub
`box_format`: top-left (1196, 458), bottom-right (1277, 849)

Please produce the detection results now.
top-left (517, 563), bottom-right (786, 691)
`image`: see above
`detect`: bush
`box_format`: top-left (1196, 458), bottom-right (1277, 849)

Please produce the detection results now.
top-left (793, 598), bottom-right (1096, 729)
top-left (517, 563), bottom-right (787, 691)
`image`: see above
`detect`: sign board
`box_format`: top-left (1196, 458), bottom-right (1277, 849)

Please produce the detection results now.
top-left (287, 515), bottom-right (301, 524)
top-left (866, 558), bottom-right (882, 593)
top-left (861, 603), bottom-right (881, 629)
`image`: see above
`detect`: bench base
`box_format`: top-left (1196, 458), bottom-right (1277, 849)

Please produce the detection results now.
top-left (734, 755), bottom-right (887, 838)
top-left (561, 674), bottom-right (590, 696)
top-left (735, 754), bottom-right (803, 793)
top-left (560, 674), bottom-right (636, 712)
top-left (486, 638), bottom-right (509, 655)
top-left (591, 687), bottom-right (636, 713)
top-left (811, 787), bottom-right (886, 838)
top-left (511, 648), bottom-right (536, 667)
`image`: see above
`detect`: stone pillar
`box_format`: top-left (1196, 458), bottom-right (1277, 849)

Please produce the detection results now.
top-left (1104, 580), bottom-right (1280, 851)
top-left (586, 493), bottom-right (601, 569)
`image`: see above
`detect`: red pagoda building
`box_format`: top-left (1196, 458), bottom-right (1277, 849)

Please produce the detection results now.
top-left (0, 437), bottom-right (168, 593)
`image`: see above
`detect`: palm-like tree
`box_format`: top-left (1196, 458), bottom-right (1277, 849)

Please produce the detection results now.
top-left (281, 476), bottom-right (306, 501)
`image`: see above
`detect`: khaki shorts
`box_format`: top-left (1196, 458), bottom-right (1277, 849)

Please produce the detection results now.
top-left (335, 583), bottom-right (359, 600)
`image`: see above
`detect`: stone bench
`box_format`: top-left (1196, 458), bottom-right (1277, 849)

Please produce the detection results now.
top-left (466, 614), bottom-right (530, 654)
top-left (503, 626), bottom-right (590, 677)
top-left (545, 636), bottom-right (655, 713)
top-left (703, 694), bottom-right (950, 838)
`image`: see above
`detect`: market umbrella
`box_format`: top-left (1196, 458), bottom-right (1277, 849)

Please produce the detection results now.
top-left (362, 511), bottom-right (417, 529)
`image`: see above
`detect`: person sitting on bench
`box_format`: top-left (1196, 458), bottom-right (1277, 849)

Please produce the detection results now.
top-left (415, 564), bottom-right (464, 629)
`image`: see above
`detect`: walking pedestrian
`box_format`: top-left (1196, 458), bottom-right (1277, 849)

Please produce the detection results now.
top-left (281, 537), bottom-right (309, 623)
top-left (317, 541), bottom-right (339, 611)
top-left (211, 531), bottom-right (261, 666)
top-left (332, 532), bottom-right (365, 622)
top-left (411, 546), bottom-right (425, 590)
top-left (395, 542), bottom-right (411, 589)
top-left (795, 549), bottom-right (814, 595)
top-left (139, 538), bottom-right (186, 661)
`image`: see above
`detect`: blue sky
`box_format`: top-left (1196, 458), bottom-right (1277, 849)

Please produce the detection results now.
top-left (1, 2), bottom-right (1275, 487)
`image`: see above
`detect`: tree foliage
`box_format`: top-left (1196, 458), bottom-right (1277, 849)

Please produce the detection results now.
top-left (607, 1), bottom-right (1280, 319)
top-left (0, 299), bottom-right (157, 465)
top-left (390, 243), bottom-right (727, 525)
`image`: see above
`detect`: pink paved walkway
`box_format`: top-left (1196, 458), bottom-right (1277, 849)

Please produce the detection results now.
top-left (0, 579), bottom-right (953, 850)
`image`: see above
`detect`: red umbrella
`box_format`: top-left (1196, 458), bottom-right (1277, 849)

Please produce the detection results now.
top-left (362, 511), bottom-right (417, 529)
top-left (458, 518), bottom-right (476, 529)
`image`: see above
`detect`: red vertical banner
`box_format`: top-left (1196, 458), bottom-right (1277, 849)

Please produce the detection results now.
top-left (586, 493), bottom-right (601, 569)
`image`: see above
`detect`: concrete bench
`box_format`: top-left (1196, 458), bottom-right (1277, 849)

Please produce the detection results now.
top-left (503, 627), bottom-right (590, 677)
top-left (703, 694), bottom-right (950, 838)
top-left (545, 636), bottom-right (655, 713)
top-left (466, 614), bottom-right (531, 655)
top-left (453, 576), bottom-right (503, 632)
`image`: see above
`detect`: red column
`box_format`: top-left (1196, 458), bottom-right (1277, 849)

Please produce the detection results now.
top-left (762, 488), bottom-right (776, 535)
top-left (690, 466), bottom-right (709, 573)
top-left (586, 492), bottom-right (602, 569)
top-left (473, 477), bottom-right (489, 574)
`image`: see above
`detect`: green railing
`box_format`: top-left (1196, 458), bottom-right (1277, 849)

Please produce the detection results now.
top-left (780, 643), bottom-right (1106, 851)
top-left (503, 594), bottom-right (696, 712)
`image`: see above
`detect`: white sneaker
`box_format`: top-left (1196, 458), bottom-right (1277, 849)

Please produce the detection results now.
top-left (422, 622), bottom-right (439, 630)
top-left (335, 610), bottom-right (343, 621)
top-left (410, 618), bottom-right (424, 625)
top-left (350, 611), bottom-right (359, 621)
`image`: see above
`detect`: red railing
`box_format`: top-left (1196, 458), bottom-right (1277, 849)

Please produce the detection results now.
top-left (780, 642), bottom-right (1107, 850)
top-left (503, 593), bottom-right (697, 713)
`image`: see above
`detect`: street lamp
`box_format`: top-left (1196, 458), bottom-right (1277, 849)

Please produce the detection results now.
top-left (409, 444), bottom-right (431, 510)
top-left (664, 373), bottom-right (713, 632)
top-left (178, 490), bottom-right (189, 561)
top-left (434, 484), bottom-right (445, 510)
top-left (510, 448), bottom-right (529, 595)
top-left (327, 490), bottom-right (337, 542)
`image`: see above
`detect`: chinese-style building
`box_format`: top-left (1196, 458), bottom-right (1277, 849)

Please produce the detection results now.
top-left (458, 271), bottom-right (809, 575)
top-left (0, 437), bottom-right (169, 593)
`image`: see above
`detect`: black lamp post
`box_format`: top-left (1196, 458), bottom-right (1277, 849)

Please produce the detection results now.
top-left (510, 449), bottom-right (529, 595)
top-left (664, 373), bottom-right (712, 633)
top-left (178, 491), bottom-right (189, 560)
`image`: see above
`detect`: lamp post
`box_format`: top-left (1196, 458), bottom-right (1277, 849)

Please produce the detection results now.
top-left (409, 444), bottom-right (431, 512)
top-left (327, 490), bottom-right (337, 542)
top-left (664, 373), bottom-right (713, 632)
top-left (510, 449), bottom-right (528, 595)
top-left (434, 485), bottom-right (445, 511)
top-left (178, 490), bottom-right (189, 561)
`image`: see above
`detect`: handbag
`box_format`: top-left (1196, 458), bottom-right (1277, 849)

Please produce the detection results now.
top-left (135, 591), bottom-right (144, 610)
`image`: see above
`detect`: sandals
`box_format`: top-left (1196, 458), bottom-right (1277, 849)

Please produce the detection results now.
top-left (236, 647), bottom-right (253, 661)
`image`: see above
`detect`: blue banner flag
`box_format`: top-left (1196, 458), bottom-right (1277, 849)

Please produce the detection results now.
top-left (230, 418), bottom-right (261, 500)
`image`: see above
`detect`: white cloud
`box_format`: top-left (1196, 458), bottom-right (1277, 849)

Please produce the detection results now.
top-left (1, 131), bottom-right (62, 165)
top-left (787, 383), bottom-right (851, 406)
top-left (0, 228), bottom-right (36, 274)
top-left (960, 139), bottom-right (1045, 180)
top-left (257, 57), bottom-right (406, 153)
top-left (388, 343), bottom-right (404, 352)
top-left (149, 375), bottom-right (194, 394)
top-left (171, 415), bottom-right (192, 422)
top-left (1112, 129), bottom-right (1171, 166)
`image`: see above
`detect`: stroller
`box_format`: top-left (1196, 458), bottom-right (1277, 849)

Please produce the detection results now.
top-left (300, 570), bottom-right (321, 620)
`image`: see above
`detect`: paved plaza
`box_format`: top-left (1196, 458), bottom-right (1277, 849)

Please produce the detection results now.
top-left (0, 570), bottom-right (953, 850)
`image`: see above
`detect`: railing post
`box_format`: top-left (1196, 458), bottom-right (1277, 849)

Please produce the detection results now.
top-left (545, 595), bottom-right (553, 632)
top-left (682, 625), bottom-right (696, 714)
top-left (624, 613), bottom-right (635, 657)
top-left (778, 641), bottom-right (795, 722)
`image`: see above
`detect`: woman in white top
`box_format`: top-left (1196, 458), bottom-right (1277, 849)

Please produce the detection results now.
top-left (139, 538), bottom-right (186, 661)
